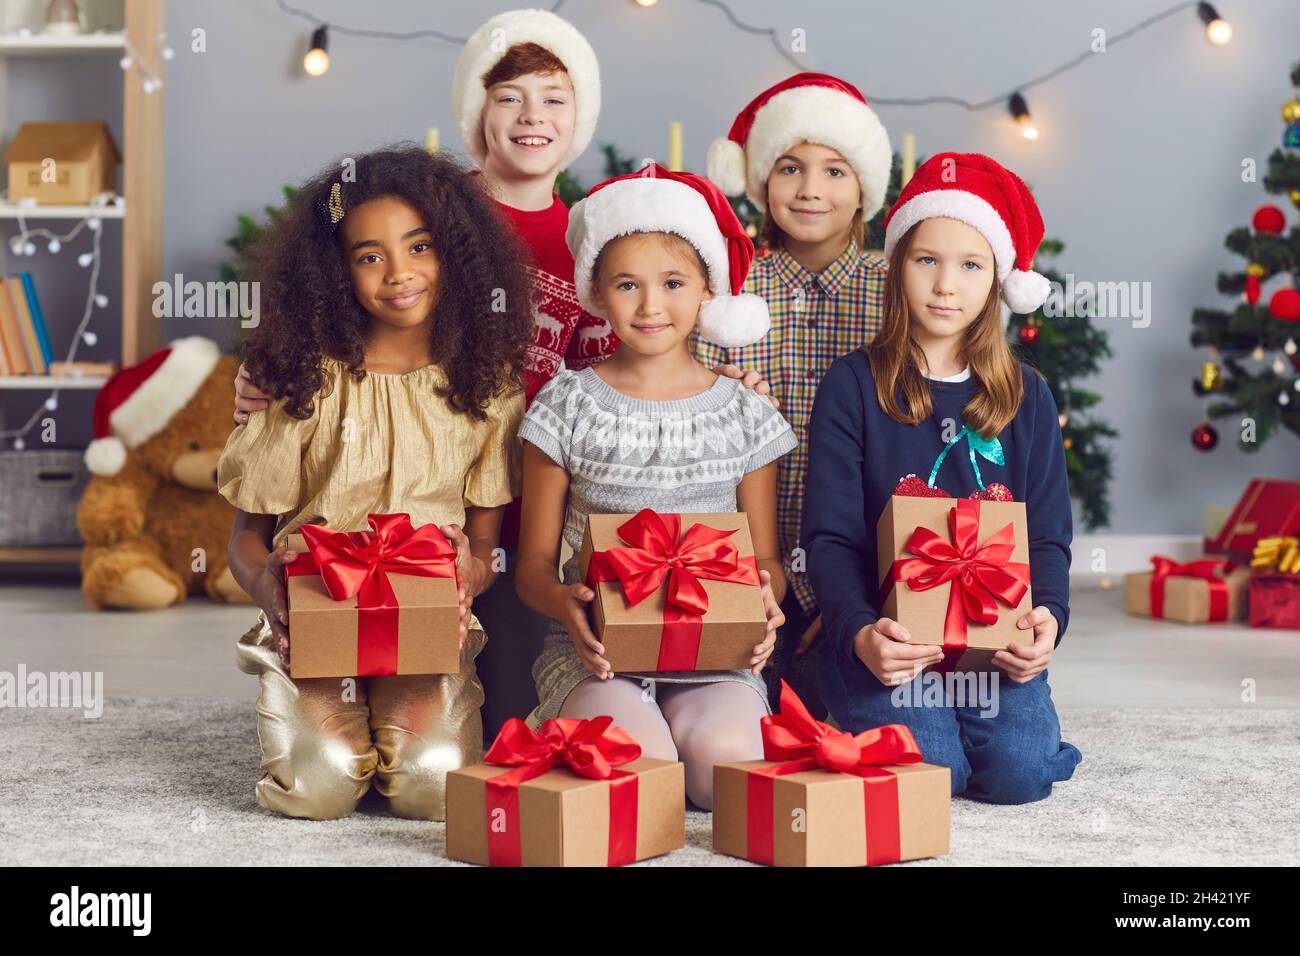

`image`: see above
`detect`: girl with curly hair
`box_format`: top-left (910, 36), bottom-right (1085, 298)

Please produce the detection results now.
top-left (216, 144), bottom-right (532, 822)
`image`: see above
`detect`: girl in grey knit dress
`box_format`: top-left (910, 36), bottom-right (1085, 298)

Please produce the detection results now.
top-left (515, 165), bottom-right (795, 809)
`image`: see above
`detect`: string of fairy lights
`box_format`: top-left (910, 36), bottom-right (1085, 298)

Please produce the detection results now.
top-left (277, 0), bottom-right (1236, 141)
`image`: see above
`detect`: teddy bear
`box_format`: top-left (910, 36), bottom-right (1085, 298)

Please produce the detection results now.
top-left (77, 336), bottom-right (251, 610)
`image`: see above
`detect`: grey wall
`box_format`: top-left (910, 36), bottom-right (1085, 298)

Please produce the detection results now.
top-left (153, 0), bottom-right (1299, 532)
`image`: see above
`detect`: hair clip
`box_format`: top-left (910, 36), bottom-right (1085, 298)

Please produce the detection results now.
top-left (320, 181), bottom-right (345, 231)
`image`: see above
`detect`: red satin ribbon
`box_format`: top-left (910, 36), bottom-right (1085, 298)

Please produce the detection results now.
top-left (283, 513), bottom-right (458, 676)
top-left (881, 498), bottom-right (1030, 670)
top-left (1147, 555), bottom-right (1236, 621)
top-left (584, 509), bottom-right (761, 670)
top-left (745, 681), bottom-right (923, 866)
top-left (482, 716), bottom-right (641, 867)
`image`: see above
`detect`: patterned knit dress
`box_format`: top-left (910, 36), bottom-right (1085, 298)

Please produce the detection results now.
top-left (519, 366), bottom-right (798, 724)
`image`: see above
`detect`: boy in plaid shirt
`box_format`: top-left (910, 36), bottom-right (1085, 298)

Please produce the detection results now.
top-left (694, 72), bottom-right (893, 716)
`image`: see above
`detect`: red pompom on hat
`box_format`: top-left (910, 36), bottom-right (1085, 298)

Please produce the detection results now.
top-left (83, 336), bottom-right (221, 476)
top-left (883, 152), bottom-right (1051, 314)
top-left (707, 71), bottom-right (892, 219)
top-left (566, 162), bottom-right (771, 348)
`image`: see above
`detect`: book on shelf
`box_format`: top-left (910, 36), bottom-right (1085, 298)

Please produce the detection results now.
top-left (0, 274), bottom-right (58, 376)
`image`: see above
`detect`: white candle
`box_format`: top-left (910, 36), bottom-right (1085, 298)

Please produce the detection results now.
top-left (668, 120), bottom-right (683, 171)
top-left (902, 133), bottom-right (915, 187)
top-left (426, 127), bottom-right (439, 154)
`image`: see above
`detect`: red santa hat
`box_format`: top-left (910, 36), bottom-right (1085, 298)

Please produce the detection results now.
top-left (707, 71), bottom-right (892, 218)
top-left (566, 163), bottom-right (771, 349)
top-left (83, 336), bottom-right (222, 476)
top-left (451, 8), bottom-right (600, 170)
top-left (883, 152), bottom-right (1051, 314)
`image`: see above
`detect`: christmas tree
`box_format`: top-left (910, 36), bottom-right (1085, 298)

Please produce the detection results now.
top-left (1189, 61), bottom-right (1300, 452)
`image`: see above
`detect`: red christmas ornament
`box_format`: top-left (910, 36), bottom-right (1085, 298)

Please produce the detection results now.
top-left (970, 482), bottom-right (1015, 502)
top-left (1191, 423), bottom-right (1219, 451)
top-left (1252, 204), bottom-right (1286, 234)
top-left (1018, 324), bottom-right (1039, 345)
top-left (1268, 287), bottom-right (1300, 323)
top-left (1245, 273), bottom-right (1262, 305)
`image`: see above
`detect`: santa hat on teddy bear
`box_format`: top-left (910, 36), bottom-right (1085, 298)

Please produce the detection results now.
top-left (883, 151), bottom-right (1052, 314)
top-left (83, 336), bottom-right (221, 477)
top-left (707, 71), bottom-right (892, 219)
top-left (451, 8), bottom-right (600, 170)
top-left (566, 162), bottom-right (772, 349)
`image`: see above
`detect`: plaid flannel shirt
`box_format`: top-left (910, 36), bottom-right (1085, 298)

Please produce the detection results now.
top-left (691, 240), bottom-right (886, 614)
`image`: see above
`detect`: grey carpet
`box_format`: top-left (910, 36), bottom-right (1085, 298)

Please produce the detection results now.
top-left (1, 697), bottom-right (1296, 866)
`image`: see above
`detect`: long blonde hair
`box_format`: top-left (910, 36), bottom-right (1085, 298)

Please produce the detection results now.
top-left (866, 221), bottom-right (1028, 438)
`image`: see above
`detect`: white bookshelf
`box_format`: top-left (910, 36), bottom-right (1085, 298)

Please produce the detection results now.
top-left (0, 375), bottom-right (109, 389)
top-left (0, 32), bottom-right (126, 56)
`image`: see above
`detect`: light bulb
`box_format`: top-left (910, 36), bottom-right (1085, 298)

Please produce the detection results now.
top-left (163, 47), bottom-right (175, 61)
top-left (48, 239), bottom-right (61, 253)
top-left (87, 217), bottom-right (101, 232)
top-left (13, 437), bottom-right (25, 450)
top-left (304, 26), bottom-right (330, 77)
top-left (10, 237), bottom-right (24, 255)
top-left (119, 56), bottom-right (132, 70)
top-left (22, 242), bottom-right (35, 255)
top-left (44, 397), bottom-right (58, 411)
top-left (83, 331), bottom-right (98, 346)
top-left (94, 294), bottom-right (109, 308)
top-left (78, 253), bottom-right (94, 267)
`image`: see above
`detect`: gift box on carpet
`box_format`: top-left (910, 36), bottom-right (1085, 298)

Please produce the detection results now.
top-left (283, 513), bottom-right (461, 678)
top-left (877, 483), bottom-right (1033, 672)
top-left (714, 682), bottom-right (950, 867)
top-left (1123, 555), bottom-right (1248, 624)
top-left (1248, 536), bottom-right (1300, 629)
top-left (577, 508), bottom-right (766, 672)
top-left (446, 716), bottom-right (685, 867)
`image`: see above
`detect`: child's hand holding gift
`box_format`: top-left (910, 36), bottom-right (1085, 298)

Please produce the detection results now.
top-left (440, 523), bottom-right (491, 650)
top-left (852, 617), bottom-right (947, 687)
top-left (251, 540), bottom-right (298, 668)
top-left (992, 606), bottom-right (1057, 683)
top-left (750, 568), bottom-right (784, 676)
top-left (558, 582), bottom-right (611, 679)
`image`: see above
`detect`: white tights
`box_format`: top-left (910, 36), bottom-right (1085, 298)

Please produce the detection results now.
top-left (560, 676), bottom-right (766, 810)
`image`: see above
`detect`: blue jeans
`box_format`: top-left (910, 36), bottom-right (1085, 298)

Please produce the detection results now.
top-left (818, 646), bottom-right (1082, 805)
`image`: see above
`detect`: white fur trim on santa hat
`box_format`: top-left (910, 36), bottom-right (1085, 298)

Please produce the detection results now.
top-left (727, 84), bottom-right (891, 219)
top-left (706, 137), bottom-right (747, 198)
top-left (109, 336), bottom-right (221, 449)
top-left (451, 8), bottom-right (600, 170)
top-left (697, 292), bottom-right (771, 349)
top-left (568, 178), bottom-right (731, 315)
top-left (84, 436), bottom-right (127, 476)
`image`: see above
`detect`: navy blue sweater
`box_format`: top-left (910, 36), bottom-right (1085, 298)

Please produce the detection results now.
top-left (802, 349), bottom-right (1073, 668)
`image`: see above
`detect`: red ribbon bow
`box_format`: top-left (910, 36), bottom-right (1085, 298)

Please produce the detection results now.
top-left (746, 682), bottom-right (924, 866)
top-left (1148, 555), bottom-right (1236, 621)
top-left (284, 513), bottom-right (459, 676)
top-left (883, 498), bottom-right (1030, 667)
top-left (585, 509), bottom-right (760, 670)
top-left (483, 716), bottom-right (642, 867)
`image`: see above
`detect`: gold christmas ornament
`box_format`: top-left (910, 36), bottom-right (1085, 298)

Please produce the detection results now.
top-left (1283, 99), bottom-right (1300, 124)
top-left (1062, 436), bottom-right (1073, 450)
top-left (1246, 262), bottom-right (1267, 278)
top-left (1291, 189), bottom-right (1300, 208)
top-left (1201, 361), bottom-right (1222, 391)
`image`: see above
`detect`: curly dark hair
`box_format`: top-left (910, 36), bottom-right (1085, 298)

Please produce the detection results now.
top-left (239, 143), bottom-right (532, 421)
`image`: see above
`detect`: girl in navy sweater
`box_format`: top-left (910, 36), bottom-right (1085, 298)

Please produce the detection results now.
top-left (802, 153), bottom-right (1082, 805)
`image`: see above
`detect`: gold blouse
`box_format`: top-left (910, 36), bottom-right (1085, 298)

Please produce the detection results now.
top-left (217, 356), bottom-right (524, 546)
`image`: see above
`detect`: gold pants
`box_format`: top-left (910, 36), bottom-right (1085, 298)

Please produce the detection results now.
top-left (236, 611), bottom-right (486, 822)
